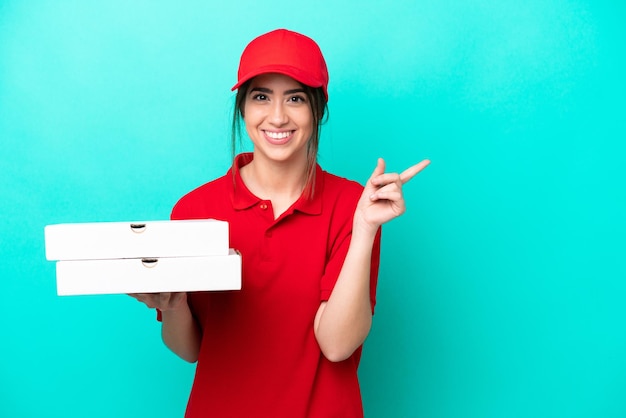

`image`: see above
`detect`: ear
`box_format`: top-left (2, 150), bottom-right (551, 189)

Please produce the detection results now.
top-left (237, 81), bottom-right (252, 118)
top-left (239, 98), bottom-right (246, 118)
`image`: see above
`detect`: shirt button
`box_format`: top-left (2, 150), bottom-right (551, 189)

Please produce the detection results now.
top-left (260, 203), bottom-right (268, 210)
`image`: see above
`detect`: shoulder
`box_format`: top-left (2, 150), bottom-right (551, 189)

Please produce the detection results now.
top-left (320, 169), bottom-right (364, 200)
top-left (317, 169), bottom-right (364, 219)
top-left (171, 172), bottom-right (231, 220)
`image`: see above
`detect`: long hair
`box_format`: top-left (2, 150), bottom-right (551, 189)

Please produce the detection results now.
top-left (231, 79), bottom-right (328, 200)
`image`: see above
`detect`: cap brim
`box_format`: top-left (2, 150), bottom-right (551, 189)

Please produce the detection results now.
top-left (231, 65), bottom-right (326, 98)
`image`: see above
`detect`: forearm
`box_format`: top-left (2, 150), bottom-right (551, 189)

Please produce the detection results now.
top-left (161, 303), bottom-right (202, 363)
top-left (314, 225), bottom-right (377, 362)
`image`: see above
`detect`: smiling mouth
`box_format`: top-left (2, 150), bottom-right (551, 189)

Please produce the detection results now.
top-left (264, 130), bottom-right (293, 139)
top-left (263, 130), bottom-right (294, 145)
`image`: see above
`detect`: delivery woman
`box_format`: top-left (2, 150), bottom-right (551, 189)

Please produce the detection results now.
top-left (131, 28), bottom-right (429, 417)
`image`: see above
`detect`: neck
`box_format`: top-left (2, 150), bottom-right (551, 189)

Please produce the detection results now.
top-left (241, 152), bottom-right (309, 203)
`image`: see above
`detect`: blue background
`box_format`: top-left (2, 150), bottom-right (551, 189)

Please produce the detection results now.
top-left (1, 1), bottom-right (625, 417)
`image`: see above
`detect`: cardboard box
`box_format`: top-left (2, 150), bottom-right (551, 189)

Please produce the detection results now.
top-left (45, 219), bottom-right (228, 260)
top-left (45, 219), bottom-right (241, 295)
top-left (55, 249), bottom-right (241, 295)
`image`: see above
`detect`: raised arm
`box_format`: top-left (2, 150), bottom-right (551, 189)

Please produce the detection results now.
top-left (314, 158), bottom-right (430, 362)
top-left (129, 292), bottom-right (201, 363)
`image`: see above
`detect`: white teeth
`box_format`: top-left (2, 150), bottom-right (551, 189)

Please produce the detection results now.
top-left (265, 131), bottom-right (291, 139)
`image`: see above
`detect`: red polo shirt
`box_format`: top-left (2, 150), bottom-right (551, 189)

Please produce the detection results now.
top-left (170, 153), bottom-right (381, 418)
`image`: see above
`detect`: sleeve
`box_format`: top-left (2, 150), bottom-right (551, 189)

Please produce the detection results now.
top-left (319, 219), bottom-right (382, 315)
top-left (154, 194), bottom-right (199, 322)
top-left (170, 194), bottom-right (191, 221)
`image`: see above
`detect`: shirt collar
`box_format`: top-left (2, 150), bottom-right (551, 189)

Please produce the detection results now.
top-left (230, 153), bottom-right (323, 215)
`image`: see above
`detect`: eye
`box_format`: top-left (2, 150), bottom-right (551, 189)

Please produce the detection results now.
top-left (252, 93), bottom-right (268, 101)
top-left (289, 95), bottom-right (306, 103)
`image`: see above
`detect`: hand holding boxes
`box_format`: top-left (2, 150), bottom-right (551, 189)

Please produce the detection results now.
top-left (44, 219), bottom-right (241, 295)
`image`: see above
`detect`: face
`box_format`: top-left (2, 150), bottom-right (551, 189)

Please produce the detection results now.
top-left (243, 73), bottom-right (314, 167)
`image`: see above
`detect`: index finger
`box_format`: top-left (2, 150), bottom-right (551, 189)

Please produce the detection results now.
top-left (399, 159), bottom-right (431, 184)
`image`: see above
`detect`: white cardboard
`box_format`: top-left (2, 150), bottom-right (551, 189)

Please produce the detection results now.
top-left (55, 250), bottom-right (241, 295)
top-left (45, 219), bottom-right (228, 260)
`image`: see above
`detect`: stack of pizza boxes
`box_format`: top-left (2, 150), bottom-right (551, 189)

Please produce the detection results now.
top-left (44, 220), bottom-right (241, 295)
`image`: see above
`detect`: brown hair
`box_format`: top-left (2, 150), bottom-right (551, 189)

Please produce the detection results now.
top-left (231, 79), bottom-right (328, 199)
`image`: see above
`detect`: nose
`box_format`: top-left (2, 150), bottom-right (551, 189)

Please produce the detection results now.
top-left (269, 101), bottom-right (288, 126)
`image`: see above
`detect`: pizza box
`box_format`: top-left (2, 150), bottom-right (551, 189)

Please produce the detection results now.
top-left (55, 249), bottom-right (241, 295)
top-left (45, 219), bottom-right (228, 261)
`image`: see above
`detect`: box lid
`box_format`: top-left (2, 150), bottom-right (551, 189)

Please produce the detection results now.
top-left (45, 219), bottom-right (229, 260)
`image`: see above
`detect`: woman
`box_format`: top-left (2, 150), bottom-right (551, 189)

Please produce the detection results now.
top-left (132, 28), bottom-right (429, 417)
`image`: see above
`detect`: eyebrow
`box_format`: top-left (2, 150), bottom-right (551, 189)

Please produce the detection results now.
top-left (249, 87), bottom-right (306, 95)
